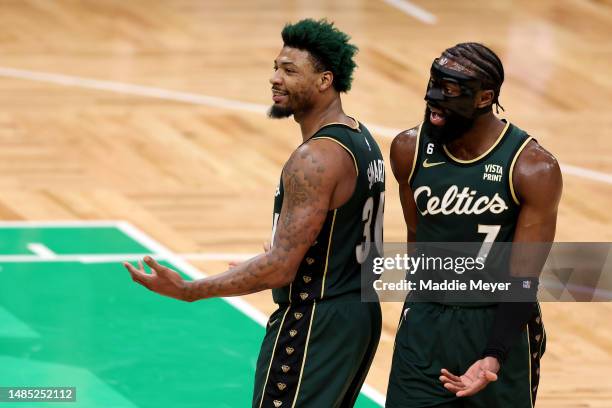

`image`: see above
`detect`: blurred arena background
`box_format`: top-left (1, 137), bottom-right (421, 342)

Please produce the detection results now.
top-left (0, 1), bottom-right (611, 407)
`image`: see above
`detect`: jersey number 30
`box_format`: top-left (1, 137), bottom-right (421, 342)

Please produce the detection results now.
top-left (356, 192), bottom-right (385, 264)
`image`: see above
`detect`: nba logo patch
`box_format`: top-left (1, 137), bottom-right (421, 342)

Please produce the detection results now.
top-left (522, 280), bottom-right (531, 289)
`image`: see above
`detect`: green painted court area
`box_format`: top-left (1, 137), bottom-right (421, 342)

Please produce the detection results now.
top-left (0, 222), bottom-right (381, 407)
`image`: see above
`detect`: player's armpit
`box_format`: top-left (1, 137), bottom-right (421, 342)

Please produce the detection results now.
top-left (182, 140), bottom-right (343, 301)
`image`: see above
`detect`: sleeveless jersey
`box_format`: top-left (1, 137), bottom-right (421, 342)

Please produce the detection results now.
top-left (409, 120), bottom-right (532, 243)
top-left (271, 121), bottom-right (385, 305)
top-left (409, 121), bottom-right (533, 305)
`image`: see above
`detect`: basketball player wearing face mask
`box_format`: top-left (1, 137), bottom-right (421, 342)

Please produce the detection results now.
top-left (385, 43), bottom-right (562, 408)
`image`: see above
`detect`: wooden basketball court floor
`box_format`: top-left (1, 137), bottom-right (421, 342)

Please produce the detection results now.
top-left (0, 0), bottom-right (611, 407)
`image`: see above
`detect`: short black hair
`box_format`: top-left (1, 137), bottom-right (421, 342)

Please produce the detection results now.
top-left (442, 42), bottom-right (505, 112)
top-left (281, 18), bottom-right (358, 93)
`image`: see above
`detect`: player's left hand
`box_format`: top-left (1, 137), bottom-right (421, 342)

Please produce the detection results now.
top-left (124, 256), bottom-right (189, 301)
top-left (440, 357), bottom-right (500, 397)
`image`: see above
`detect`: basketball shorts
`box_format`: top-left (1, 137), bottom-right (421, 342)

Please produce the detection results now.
top-left (385, 302), bottom-right (545, 408)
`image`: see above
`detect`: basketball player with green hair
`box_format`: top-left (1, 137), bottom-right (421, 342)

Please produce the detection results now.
top-left (125, 19), bottom-right (384, 407)
top-left (386, 43), bottom-right (562, 408)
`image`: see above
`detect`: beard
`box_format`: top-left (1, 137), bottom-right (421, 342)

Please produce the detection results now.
top-left (268, 104), bottom-right (293, 118)
top-left (267, 88), bottom-right (315, 119)
top-left (422, 106), bottom-right (475, 145)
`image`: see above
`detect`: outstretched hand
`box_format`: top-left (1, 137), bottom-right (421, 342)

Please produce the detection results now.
top-left (440, 357), bottom-right (499, 397)
top-left (124, 256), bottom-right (189, 301)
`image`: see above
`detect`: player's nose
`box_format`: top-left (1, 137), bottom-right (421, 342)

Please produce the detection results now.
top-left (269, 70), bottom-right (282, 86)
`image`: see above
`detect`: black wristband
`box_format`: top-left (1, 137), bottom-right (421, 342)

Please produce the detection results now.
top-left (482, 278), bottom-right (539, 364)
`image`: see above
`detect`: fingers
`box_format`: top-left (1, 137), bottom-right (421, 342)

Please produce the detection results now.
top-left (483, 370), bottom-right (498, 382)
top-left (144, 256), bottom-right (166, 275)
top-left (124, 261), bottom-right (145, 277)
top-left (440, 369), bottom-right (461, 383)
top-left (443, 382), bottom-right (465, 394)
top-left (440, 376), bottom-right (464, 393)
top-left (455, 375), bottom-right (496, 397)
top-left (457, 385), bottom-right (482, 397)
top-left (440, 376), bottom-right (463, 388)
top-left (440, 369), bottom-right (465, 394)
top-left (123, 262), bottom-right (152, 289)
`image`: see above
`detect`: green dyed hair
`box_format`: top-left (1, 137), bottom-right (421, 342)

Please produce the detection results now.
top-left (281, 18), bottom-right (358, 93)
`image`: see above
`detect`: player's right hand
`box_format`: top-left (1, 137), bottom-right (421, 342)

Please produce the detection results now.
top-left (124, 256), bottom-right (189, 301)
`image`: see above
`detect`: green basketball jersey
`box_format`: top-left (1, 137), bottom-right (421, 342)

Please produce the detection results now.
top-left (409, 120), bottom-right (533, 243)
top-left (271, 121), bottom-right (385, 304)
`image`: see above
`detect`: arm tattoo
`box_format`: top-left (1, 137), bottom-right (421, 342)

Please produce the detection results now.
top-left (183, 146), bottom-right (332, 301)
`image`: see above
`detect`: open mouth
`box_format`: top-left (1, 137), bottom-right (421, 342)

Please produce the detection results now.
top-left (428, 104), bottom-right (446, 126)
top-left (272, 89), bottom-right (288, 103)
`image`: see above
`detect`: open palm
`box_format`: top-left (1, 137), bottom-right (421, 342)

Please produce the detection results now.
top-left (124, 256), bottom-right (188, 301)
top-left (440, 357), bottom-right (499, 397)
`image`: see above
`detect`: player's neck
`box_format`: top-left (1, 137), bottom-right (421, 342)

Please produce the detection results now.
top-left (295, 97), bottom-right (351, 142)
top-left (445, 113), bottom-right (506, 160)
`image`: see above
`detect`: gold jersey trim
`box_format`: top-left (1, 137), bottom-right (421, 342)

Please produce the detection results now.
top-left (313, 116), bottom-right (361, 134)
top-left (291, 302), bottom-right (317, 408)
top-left (442, 121), bottom-right (510, 164)
top-left (258, 306), bottom-right (291, 408)
top-left (407, 124), bottom-right (423, 185)
top-left (311, 137), bottom-right (359, 176)
top-left (527, 323), bottom-right (534, 408)
top-left (509, 137), bottom-right (534, 205)
top-left (536, 303), bottom-right (546, 357)
top-left (320, 209), bottom-right (337, 299)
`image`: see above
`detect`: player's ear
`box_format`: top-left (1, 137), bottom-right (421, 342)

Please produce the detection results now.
top-left (476, 90), bottom-right (495, 108)
top-left (319, 71), bottom-right (334, 92)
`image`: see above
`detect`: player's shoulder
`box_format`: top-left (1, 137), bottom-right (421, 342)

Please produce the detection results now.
top-left (285, 137), bottom-right (353, 179)
top-left (390, 125), bottom-right (420, 181)
top-left (392, 125), bottom-right (420, 152)
top-left (516, 138), bottom-right (560, 178)
top-left (513, 138), bottom-right (562, 203)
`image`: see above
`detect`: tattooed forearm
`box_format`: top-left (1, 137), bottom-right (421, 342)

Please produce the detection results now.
top-left (181, 143), bottom-right (335, 302)
top-left (183, 252), bottom-right (286, 301)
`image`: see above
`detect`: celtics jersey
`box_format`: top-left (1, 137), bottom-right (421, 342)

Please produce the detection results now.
top-left (271, 121), bottom-right (385, 305)
top-left (409, 120), bottom-right (533, 243)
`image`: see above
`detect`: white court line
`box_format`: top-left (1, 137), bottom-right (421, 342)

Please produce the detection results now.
top-left (0, 220), bottom-right (123, 227)
top-left (116, 221), bottom-right (388, 405)
top-left (180, 252), bottom-right (256, 261)
top-left (115, 221), bottom-right (271, 328)
top-left (0, 65), bottom-right (609, 187)
top-left (382, 0), bottom-right (437, 24)
top-left (0, 220), bottom-right (387, 405)
top-left (26, 243), bottom-right (56, 259)
top-left (0, 252), bottom-right (254, 263)
top-left (0, 66), bottom-right (267, 115)
top-left (561, 164), bottom-right (612, 185)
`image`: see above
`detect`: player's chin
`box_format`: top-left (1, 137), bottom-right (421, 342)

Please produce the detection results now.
top-left (268, 104), bottom-right (293, 119)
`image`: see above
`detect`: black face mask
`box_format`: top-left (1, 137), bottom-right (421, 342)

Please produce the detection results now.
top-left (424, 58), bottom-right (493, 144)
